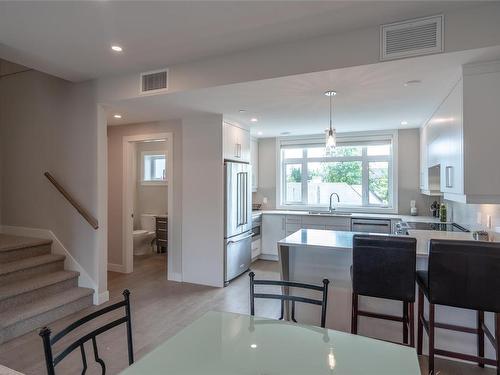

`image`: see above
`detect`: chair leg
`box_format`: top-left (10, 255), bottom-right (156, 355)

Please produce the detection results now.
top-left (403, 301), bottom-right (409, 344)
top-left (351, 292), bottom-right (358, 334)
top-left (409, 302), bottom-right (415, 348)
top-left (417, 287), bottom-right (424, 355)
top-left (477, 311), bottom-right (485, 368)
top-left (495, 313), bottom-right (499, 375)
top-left (428, 303), bottom-right (435, 375)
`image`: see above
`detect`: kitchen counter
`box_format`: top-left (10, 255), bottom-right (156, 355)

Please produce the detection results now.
top-left (259, 209), bottom-right (441, 223)
top-left (277, 228), bottom-right (498, 361)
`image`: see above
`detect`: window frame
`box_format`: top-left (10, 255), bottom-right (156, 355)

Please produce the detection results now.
top-left (276, 131), bottom-right (398, 213)
top-left (141, 150), bottom-right (167, 186)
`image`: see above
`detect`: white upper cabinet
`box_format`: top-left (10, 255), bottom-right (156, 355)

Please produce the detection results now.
top-left (250, 138), bottom-right (259, 192)
top-left (420, 61), bottom-right (500, 203)
top-left (223, 122), bottom-right (250, 163)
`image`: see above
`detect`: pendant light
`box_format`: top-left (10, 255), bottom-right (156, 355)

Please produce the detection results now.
top-left (325, 90), bottom-right (337, 154)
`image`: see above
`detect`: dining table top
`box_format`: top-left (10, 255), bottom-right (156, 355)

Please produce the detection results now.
top-left (119, 310), bottom-right (420, 375)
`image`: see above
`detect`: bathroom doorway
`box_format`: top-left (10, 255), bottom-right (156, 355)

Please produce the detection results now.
top-left (122, 133), bottom-right (173, 275)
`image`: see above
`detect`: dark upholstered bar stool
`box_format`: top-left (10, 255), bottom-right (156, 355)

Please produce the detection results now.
top-left (351, 234), bottom-right (417, 346)
top-left (417, 239), bottom-right (500, 375)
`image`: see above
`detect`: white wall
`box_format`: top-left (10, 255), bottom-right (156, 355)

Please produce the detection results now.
top-left (253, 129), bottom-right (430, 215)
top-left (181, 113), bottom-right (224, 287)
top-left (0, 67), bottom-right (102, 296)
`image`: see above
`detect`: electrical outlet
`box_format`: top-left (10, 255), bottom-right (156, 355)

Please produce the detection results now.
top-left (487, 215), bottom-right (492, 229)
top-left (476, 212), bottom-right (482, 225)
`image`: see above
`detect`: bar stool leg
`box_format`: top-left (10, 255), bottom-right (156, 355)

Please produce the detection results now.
top-left (477, 311), bottom-right (484, 368)
top-left (403, 301), bottom-right (409, 344)
top-left (351, 293), bottom-right (358, 334)
top-left (417, 288), bottom-right (424, 355)
top-left (495, 313), bottom-right (499, 375)
top-left (428, 303), bottom-right (435, 375)
top-left (409, 302), bottom-right (415, 348)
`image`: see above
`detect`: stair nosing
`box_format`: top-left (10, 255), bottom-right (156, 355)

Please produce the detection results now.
top-left (0, 254), bottom-right (65, 276)
top-left (0, 270), bottom-right (80, 301)
top-left (0, 238), bottom-right (52, 253)
top-left (0, 287), bottom-right (94, 328)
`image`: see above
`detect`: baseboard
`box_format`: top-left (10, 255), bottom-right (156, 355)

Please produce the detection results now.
top-left (95, 290), bottom-right (109, 305)
top-left (108, 262), bottom-right (127, 273)
top-left (0, 225), bottom-right (99, 302)
top-left (168, 271), bottom-right (182, 282)
top-left (258, 254), bottom-right (279, 261)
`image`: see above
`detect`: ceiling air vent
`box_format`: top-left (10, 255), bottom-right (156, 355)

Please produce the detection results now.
top-left (140, 69), bottom-right (168, 94)
top-left (380, 15), bottom-right (443, 61)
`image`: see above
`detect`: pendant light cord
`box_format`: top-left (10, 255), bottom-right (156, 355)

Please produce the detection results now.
top-left (329, 93), bottom-right (333, 131)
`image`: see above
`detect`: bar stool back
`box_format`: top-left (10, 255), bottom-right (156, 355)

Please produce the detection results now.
top-left (352, 234), bottom-right (417, 346)
top-left (417, 239), bottom-right (500, 375)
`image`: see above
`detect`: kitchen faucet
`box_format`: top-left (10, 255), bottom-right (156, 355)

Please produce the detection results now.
top-left (329, 192), bottom-right (340, 212)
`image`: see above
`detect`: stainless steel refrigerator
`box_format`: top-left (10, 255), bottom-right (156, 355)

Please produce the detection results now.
top-left (224, 161), bottom-right (252, 284)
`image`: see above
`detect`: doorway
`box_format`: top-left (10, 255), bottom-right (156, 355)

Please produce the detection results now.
top-left (122, 133), bottom-right (173, 275)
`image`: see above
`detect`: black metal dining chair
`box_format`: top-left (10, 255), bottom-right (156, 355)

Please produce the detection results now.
top-left (417, 239), bottom-right (500, 375)
top-left (39, 289), bottom-right (134, 375)
top-left (351, 234), bottom-right (417, 346)
top-left (249, 271), bottom-right (329, 328)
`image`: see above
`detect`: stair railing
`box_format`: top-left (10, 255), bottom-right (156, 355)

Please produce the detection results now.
top-left (44, 172), bottom-right (99, 230)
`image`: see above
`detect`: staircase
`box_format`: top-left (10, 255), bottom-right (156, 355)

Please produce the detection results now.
top-left (0, 234), bottom-right (93, 344)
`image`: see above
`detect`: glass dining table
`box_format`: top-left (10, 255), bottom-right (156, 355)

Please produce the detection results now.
top-left (120, 311), bottom-right (420, 374)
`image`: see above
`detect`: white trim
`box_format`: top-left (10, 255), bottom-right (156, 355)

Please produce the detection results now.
top-left (122, 133), bottom-right (175, 279)
top-left (275, 130), bottom-right (399, 213)
top-left (0, 225), bottom-right (107, 305)
top-left (95, 290), bottom-right (110, 305)
top-left (108, 263), bottom-right (127, 273)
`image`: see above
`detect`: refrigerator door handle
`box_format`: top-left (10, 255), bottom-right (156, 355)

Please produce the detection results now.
top-left (227, 232), bottom-right (254, 244)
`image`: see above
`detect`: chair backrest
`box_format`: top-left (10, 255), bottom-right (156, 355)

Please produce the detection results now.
top-left (39, 290), bottom-right (134, 375)
top-left (428, 239), bottom-right (500, 312)
top-left (249, 272), bottom-right (329, 328)
top-left (352, 234), bottom-right (417, 302)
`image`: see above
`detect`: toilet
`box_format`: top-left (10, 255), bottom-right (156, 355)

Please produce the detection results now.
top-left (133, 214), bottom-right (156, 255)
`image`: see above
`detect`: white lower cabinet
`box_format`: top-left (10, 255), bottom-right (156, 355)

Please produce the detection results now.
top-left (251, 239), bottom-right (261, 261)
top-left (261, 214), bottom-right (286, 260)
top-left (261, 214), bottom-right (351, 261)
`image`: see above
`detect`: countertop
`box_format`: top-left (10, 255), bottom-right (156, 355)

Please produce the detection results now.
top-left (257, 209), bottom-right (441, 223)
top-left (278, 228), bottom-right (499, 257)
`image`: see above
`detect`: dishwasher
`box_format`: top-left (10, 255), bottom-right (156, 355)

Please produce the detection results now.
top-left (351, 218), bottom-right (392, 234)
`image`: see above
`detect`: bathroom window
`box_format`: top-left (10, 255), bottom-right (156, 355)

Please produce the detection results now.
top-left (142, 151), bottom-right (167, 185)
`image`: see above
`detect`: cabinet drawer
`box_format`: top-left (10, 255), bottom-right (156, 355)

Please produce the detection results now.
top-left (325, 225), bottom-right (351, 231)
top-left (302, 224), bottom-right (325, 230)
top-left (285, 223), bottom-right (301, 233)
top-left (286, 216), bottom-right (301, 224)
top-left (156, 221), bottom-right (167, 230)
top-left (301, 216), bottom-right (350, 226)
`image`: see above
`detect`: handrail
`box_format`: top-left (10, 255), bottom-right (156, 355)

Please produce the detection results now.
top-left (44, 172), bottom-right (99, 230)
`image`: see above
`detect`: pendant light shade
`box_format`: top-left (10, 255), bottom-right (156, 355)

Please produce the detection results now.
top-left (325, 90), bottom-right (337, 154)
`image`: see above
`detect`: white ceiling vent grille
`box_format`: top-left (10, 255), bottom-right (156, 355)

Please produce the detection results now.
top-left (140, 69), bottom-right (168, 94)
top-left (380, 15), bottom-right (443, 61)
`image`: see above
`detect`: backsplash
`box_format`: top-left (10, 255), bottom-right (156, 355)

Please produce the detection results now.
top-left (447, 200), bottom-right (500, 235)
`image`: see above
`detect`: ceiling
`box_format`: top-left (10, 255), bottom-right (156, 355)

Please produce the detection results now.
top-left (106, 46), bottom-right (500, 137)
top-left (0, 1), bottom-right (482, 82)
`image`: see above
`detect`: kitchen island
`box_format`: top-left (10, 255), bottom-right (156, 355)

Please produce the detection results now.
top-left (277, 229), bottom-right (498, 360)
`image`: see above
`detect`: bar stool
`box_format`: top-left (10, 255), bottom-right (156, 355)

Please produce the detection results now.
top-left (351, 234), bottom-right (417, 346)
top-left (417, 239), bottom-right (500, 375)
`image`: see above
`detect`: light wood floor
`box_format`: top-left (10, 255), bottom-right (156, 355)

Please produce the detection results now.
top-left (0, 254), bottom-right (495, 375)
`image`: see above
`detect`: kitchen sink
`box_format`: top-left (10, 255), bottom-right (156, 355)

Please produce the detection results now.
top-left (308, 211), bottom-right (352, 216)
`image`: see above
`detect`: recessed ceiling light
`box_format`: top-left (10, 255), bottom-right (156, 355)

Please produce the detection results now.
top-left (401, 121), bottom-right (408, 125)
top-left (113, 114), bottom-right (122, 119)
top-left (257, 131), bottom-right (263, 136)
top-left (324, 90), bottom-right (337, 97)
top-left (239, 109), bottom-right (246, 113)
top-left (250, 118), bottom-right (258, 122)
top-left (111, 45), bottom-right (123, 52)
top-left (404, 80), bottom-right (421, 87)
top-left (250, 344), bottom-right (258, 349)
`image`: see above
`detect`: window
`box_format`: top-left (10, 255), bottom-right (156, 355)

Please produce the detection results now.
top-left (279, 133), bottom-right (396, 211)
top-left (142, 151), bottom-right (166, 184)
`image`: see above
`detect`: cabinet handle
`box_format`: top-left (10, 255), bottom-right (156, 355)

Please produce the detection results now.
top-left (445, 166), bottom-right (453, 188)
